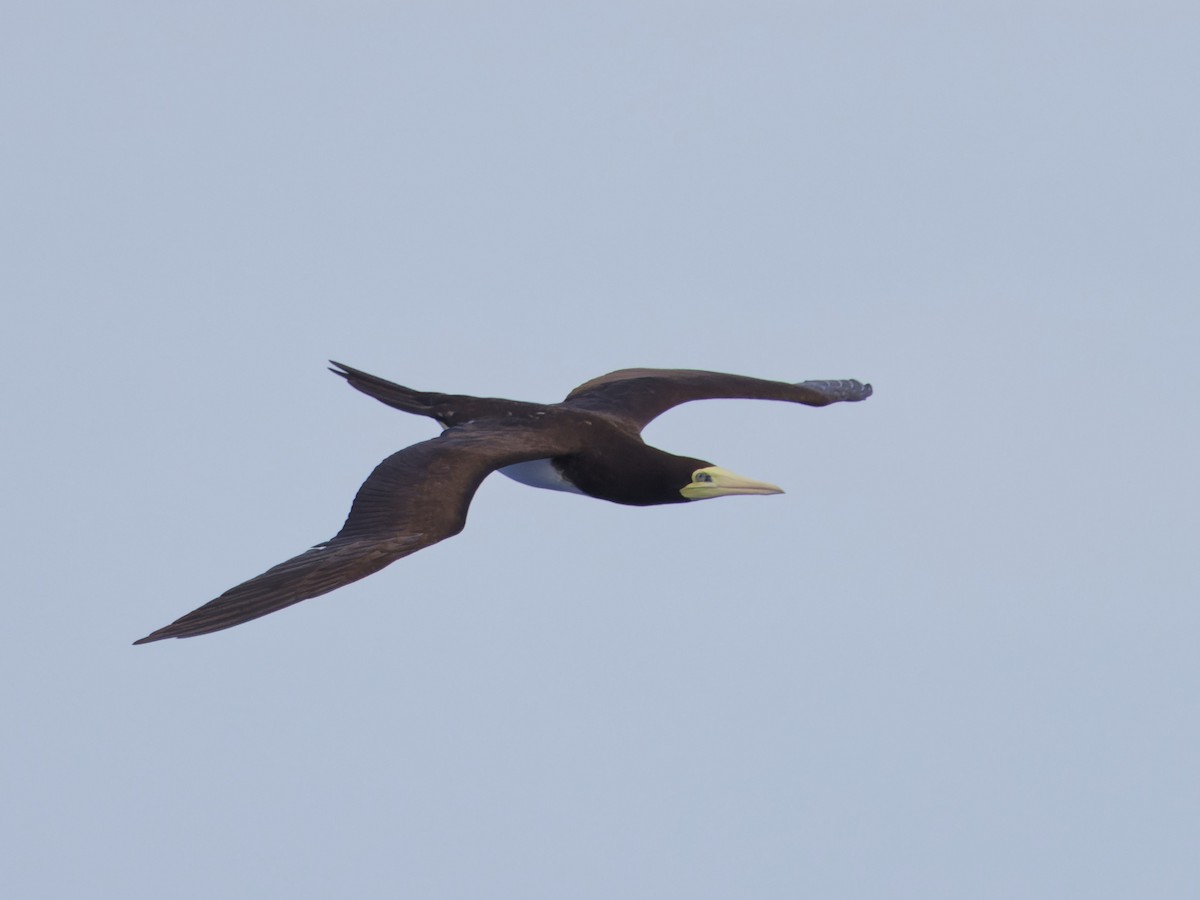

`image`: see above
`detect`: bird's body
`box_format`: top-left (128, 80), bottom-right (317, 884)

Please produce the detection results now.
top-left (135, 364), bottom-right (871, 643)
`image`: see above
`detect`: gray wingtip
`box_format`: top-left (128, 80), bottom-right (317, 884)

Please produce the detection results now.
top-left (797, 379), bottom-right (874, 403)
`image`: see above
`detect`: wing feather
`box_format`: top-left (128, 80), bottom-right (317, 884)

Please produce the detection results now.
top-left (135, 421), bottom-right (583, 643)
top-left (563, 368), bottom-right (872, 431)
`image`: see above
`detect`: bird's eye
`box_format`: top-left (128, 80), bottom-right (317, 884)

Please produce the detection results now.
top-left (695, 471), bottom-right (714, 483)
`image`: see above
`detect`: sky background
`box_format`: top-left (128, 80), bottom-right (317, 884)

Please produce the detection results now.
top-left (4, 2), bottom-right (1198, 897)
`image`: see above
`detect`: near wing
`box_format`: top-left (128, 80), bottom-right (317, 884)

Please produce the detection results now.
top-left (563, 368), bottom-right (873, 431)
top-left (135, 422), bottom-right (579, 643)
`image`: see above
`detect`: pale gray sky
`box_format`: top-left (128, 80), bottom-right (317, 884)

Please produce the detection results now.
top-left (4, 3), bottom-right (1198, 898)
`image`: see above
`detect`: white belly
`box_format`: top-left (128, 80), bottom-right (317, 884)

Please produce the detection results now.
top-left (498, 458), bottom-right (585, 495)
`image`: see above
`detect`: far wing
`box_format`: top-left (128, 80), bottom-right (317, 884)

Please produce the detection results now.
top-left (135, 421), bottom-right (582, 643)
top-left (563, 368), bottom-right (872, 431)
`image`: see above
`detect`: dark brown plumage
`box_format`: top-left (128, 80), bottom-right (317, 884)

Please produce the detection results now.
top-left (134, 363), bottom-right (871, 644)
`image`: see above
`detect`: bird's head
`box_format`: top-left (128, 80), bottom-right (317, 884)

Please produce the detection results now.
top-left (679, 465), bottom-right (785, 501)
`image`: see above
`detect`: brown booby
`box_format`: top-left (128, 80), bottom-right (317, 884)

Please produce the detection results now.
top-left (134, 363), bottom-right (871, 643)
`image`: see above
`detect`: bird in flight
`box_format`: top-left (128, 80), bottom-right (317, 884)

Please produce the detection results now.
top-left (135, 363), bottom-right (872, 643)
